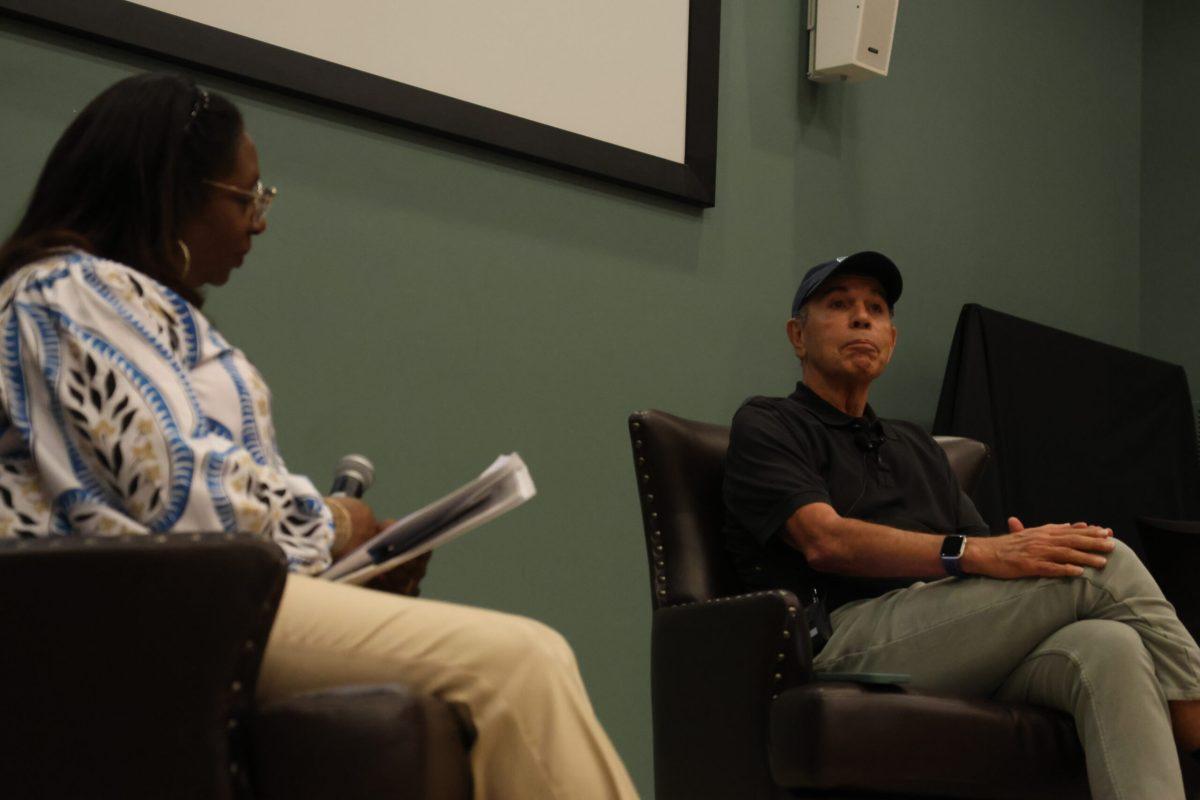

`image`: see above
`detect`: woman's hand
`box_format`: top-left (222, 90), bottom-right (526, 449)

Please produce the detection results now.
top-left (367, 550), bottom-right (433, 597)
top-left (326, 505), bottom-right (434, 595)
top-left (364, 516), bottom-right (433, 596)
top-left (325, 495), bottom-right (380, 559)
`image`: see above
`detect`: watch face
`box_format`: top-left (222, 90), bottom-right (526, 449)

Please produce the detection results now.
top-left (940, 536), bottom-right (966, 558)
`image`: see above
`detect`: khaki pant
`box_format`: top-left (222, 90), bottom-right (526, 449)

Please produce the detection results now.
top-left (814, 539), bottom-right (1200, 800)
top-left (257, 575), bottom-right (640, 800)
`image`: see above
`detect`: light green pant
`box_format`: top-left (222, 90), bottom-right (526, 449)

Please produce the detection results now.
top-left (813, 539), bottom-right (1200, 800)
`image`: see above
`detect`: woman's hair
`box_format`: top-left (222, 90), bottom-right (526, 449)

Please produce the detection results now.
top-left (0, 73), bottom-right (244, 305)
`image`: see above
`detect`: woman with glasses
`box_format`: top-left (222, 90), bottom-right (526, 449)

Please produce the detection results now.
top-left (0, 73), bottom-right (638, 800)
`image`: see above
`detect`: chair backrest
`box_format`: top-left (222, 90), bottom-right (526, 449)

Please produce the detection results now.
top-left (628, 410), bottom-right (990, 610)
top-left (629, 410), bottom-right (737, 609)
top-left (933, 435), bottom-right (991, 499)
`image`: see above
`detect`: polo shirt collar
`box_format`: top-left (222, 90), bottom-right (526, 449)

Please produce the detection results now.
top-left (789, 381), bottom-right (897, 438)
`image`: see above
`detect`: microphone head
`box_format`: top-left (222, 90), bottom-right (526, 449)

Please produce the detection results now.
top-left (334, 453), bottom-right (375, 491)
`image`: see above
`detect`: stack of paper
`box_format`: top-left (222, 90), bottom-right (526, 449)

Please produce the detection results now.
top-left (322, 453), bottom-right (536, 585)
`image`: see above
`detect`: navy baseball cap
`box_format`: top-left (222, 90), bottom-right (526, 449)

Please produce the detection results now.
top-left (791, 251), bottom-right (903, 317)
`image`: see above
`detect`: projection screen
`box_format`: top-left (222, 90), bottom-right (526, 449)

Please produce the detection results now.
top-left (0, 0), bottom-right (721, 206)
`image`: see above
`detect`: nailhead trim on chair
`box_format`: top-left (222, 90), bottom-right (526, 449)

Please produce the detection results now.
top-left (229, 531), bottom-right (285, 785)
top-left (630, 417), bottom-right (671, 603)
top-left (775, 599), bottom-right (801, 699)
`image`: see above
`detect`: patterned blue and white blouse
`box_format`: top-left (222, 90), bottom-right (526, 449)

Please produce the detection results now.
top-left (0, 250), bottom-right (334, 573)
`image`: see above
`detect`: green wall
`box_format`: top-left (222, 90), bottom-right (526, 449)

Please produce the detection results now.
top-left (0, 2), bottom-right (1149, 794)
top-left (1142, 0), bottom-right (1200, 397)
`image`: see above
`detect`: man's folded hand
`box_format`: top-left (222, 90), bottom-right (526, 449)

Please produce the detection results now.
top-left (963, 516), bottom-right (1116, 579)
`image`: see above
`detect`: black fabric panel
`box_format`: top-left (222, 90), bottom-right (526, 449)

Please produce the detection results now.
top-left (934, 304), bottom-right (1200, 558)
top-left (1139, 518), bottom-right (1200, 644)
top-left (934, 305), bottom-right (1005, 531)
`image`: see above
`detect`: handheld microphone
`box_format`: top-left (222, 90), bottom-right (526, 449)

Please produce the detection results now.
top-left (330, 454), bottom-right (375, 498)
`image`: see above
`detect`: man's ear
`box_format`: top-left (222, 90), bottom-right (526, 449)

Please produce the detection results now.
top-left (786, 318), bottom-right (806, 359)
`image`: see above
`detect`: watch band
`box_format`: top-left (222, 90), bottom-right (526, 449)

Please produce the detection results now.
top-left (940, 534), bottom-right (967, 576)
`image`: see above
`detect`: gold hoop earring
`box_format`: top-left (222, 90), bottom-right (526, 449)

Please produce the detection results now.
top-left (177, 239), bottom-right (191, 279)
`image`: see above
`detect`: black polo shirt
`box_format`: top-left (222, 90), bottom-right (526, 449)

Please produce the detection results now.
top-left (723, 382), bottom-right (989, 613)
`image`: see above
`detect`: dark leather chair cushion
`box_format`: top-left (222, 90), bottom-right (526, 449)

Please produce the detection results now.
top-left (252, 684), bottom-right (475, 800)
top-left (769, 683), bottom-right (1088, 799)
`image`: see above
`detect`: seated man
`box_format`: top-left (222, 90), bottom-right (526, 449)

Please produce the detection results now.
top-left (722, 251), bottom-right (1200, 800)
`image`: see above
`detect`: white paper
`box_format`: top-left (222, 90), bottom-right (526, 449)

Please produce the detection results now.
top-left (321, 453), bottom-right (536, 584)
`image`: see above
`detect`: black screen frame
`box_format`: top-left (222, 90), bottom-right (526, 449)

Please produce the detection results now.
top-left (0, 0), bottom-right (721, 207)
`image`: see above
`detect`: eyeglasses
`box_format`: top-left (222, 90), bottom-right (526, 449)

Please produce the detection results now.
top-left (203, 179), bottom-right (278, 224)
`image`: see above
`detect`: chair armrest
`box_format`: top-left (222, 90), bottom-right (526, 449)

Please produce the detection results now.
top-left (251, 685), bottom-right (474, 800)
top-left (651, 590), bottom-right (811, 799)
top-left (0, 534), bottom-right (285, 799)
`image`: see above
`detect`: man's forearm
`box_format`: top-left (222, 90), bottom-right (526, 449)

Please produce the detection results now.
top-left (786, 503), bottom-right (1114, 580)
top-left (785, 507), bottom-right (947, 577)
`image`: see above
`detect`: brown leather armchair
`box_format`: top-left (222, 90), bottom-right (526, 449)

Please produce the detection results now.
top-left (0, 533), bottom-right (472, 800)
top-left (628, 409), bottom-right (1091, 800)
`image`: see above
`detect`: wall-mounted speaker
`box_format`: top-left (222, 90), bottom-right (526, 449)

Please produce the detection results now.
top-left (807, 0), bottom-right (899, 83)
